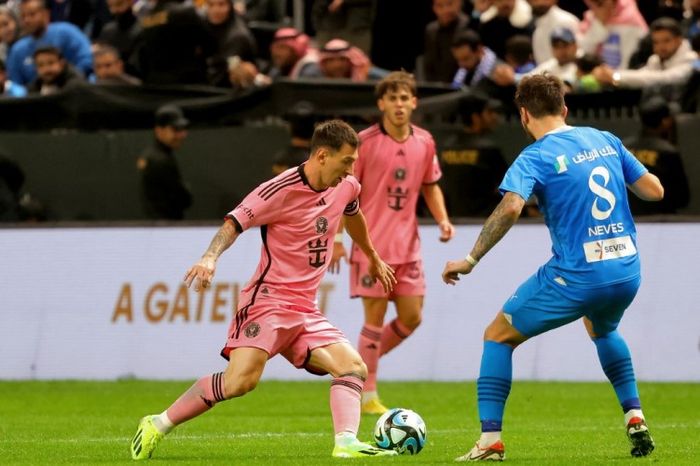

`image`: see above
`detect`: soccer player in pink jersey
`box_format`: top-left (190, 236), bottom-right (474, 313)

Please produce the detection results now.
top-left (130, 120), bottom-right (398, 460)
top-left (331, 71), bottom-right (455, 414)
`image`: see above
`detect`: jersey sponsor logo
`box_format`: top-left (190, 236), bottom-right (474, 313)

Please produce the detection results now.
top-left (583, 235), bottom-right (636, 263)
top-left (244, 321), bottom-right (261, 338)
top-left (315, 216), bottom-right (328, 235)
top-left (572, 145), bottom-right (618, 164)
top-left (238, 204), bottom-right (254, 220)
top-left (387, 186), bottom-right (408, 211)
top-left (555, 155), bottom-right (569, 173)
top-left (308, 238), bottom-right (328, 268)
top-left (588, 222), bottom-right (625, 237)
top-left (394, 168), bottom-right (406, 180)
top-left (589, 166), bottom-right (616, 220)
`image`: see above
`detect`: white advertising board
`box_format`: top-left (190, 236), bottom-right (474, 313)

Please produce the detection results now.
top-left (1, 224), bottom-right (698, 381)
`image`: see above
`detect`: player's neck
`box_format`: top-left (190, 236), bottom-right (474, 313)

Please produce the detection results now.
top-left (302, 162), bottom-right (327, 191)
top-left (530, 116), bottom-right (567, 140)
top-left (382, 117), bottom-right (411, 142)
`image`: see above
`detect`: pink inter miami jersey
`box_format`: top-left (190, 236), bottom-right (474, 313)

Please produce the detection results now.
top-left (351, 123), bottom-right (441, 264)
top-left (227, 164), bottom-right (360, 310)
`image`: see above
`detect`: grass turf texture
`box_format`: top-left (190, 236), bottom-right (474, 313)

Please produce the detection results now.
top-left (0, 381), bottom-right (697, 464)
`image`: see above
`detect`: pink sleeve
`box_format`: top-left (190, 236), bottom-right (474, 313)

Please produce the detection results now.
top-left (226, 182), bottom-right (286, 231)
top-left (422, 134), bottom-right (442, 184)
top-left (343, 176), bottom-right (361, 216)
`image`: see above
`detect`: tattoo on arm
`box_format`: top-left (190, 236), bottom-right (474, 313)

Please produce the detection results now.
top-left (203, 221), bottom-right (238, 260)
top-left (471, 194), bottom-right (523, 260)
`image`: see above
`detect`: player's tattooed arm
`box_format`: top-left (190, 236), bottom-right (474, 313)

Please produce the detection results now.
top-left (184, 219), bottom-right (240, 291)
top-left (470, 192), bottom-right (525, 260)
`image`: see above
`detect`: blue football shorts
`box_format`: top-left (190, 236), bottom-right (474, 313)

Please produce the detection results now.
top-left (502, 267), bottom-right (641, 337)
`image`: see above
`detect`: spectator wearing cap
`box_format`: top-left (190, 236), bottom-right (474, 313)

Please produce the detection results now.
top-left (91, 44), bottom-right (141, 85)
top-left (438, 93), bottom-right (508, 217)
top-left (593, 17), bottom-right (698, 88)
top-left (423, 0), bottom-right (472, 83)
top-left (579, 0), bottom-right (647, 69)
top-left (0, 59), bottom-right (27, 97)
top-left (528, 0), bottom-right (579, 64)
top-left (27, 45), bottom-right (84, 95)
top-left (310, 38), bottom-right (388, 81)
top-left (137, 105), bottom-right (192, 220)
top-left (623, 96), bottom-right (689, 215)
top-left (528, 27), bottom-right (581, 85)
top-left (7, 0), bottom-right (92, 85)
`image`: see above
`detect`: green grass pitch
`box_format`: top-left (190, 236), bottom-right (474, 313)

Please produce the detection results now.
top-left (0, 380), bottom-right (697, 464)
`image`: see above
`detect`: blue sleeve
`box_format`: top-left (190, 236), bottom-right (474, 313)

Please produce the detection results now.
top-left (60, 24), bottom-right (93, 74)
top-left (603, 131), bottom-right (648, 184)
top-left (499, 147), bottom-right (542, 200)
top-left (6, 44), bottom-right (23, 84)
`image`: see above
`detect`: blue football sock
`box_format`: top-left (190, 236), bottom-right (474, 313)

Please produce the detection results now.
top-left (593, 330), bottom-right (641, 412)
top-left (477, 341), bottom-right (513, 432)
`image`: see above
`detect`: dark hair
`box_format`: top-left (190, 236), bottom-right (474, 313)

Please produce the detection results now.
top-left (93, 44), bottom-right (121, 60)
top-left (505, 35), bottom-right (533, 66)
top-left (515, 74), bottom-right (565, 118)
top-left (0, 58), bottom-right (5, 72)
top-left (650, 17), bottom-right (682, 37)
top-left (374, 70), bottom-right (416, 99)
top-left (575, 53), bottom-right (602, 73)
top-left (310, 119), bottom-right (359, 153)
top-left (452, 29), bottom-right (482, 50)
top-left (32, 45), bottom-right (62, 59)
top-left (639, 96), bottom-right (670, 129)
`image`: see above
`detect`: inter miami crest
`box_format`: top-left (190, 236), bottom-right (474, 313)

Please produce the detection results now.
top-left (244, 322), bottom-right (261, 338)
top-left (315, 216), bottom-right (328, 235)
top-left (394, 168), bottom-right (406, 181)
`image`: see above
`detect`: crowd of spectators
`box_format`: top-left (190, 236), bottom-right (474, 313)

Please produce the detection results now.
top-left (0, 0), bottom-right (699, 221)
top-left (0, 0), bottom-right (695, 104)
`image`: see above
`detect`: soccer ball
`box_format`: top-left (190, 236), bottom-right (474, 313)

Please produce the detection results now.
top-left (373, 408), bottom-right (426, 455)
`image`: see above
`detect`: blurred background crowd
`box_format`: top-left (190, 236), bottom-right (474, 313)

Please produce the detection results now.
top-left (0, 0), bottom-right (699, 222)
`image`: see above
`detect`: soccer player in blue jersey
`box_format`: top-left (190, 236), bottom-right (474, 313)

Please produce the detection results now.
top-left (442, 74), bottom-right (664, 462)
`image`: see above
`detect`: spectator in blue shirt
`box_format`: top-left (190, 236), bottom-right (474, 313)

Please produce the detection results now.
top-left (0, 59), bottom-right (27, 97)
top-left (6, 0), bottom-right (92, 85)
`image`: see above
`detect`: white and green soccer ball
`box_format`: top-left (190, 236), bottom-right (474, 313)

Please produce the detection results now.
top-left (373, 408), bottom-right (427, 455)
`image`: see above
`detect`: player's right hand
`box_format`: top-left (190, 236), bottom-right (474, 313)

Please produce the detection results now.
top-left (184, 258), bottom-right (216, 292)
top-left (441, 259), bottom-right (473, 285)
top-left (328, 242), bottom-right (347, 274)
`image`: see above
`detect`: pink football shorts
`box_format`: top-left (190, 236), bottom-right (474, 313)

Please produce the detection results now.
top-left (221, 302), bottom-right (349, 375)
top-left (350, 259), bottom-right (425, 299)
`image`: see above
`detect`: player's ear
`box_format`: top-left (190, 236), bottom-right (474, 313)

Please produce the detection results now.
top-left (562, 105), bottom-right (569, 120)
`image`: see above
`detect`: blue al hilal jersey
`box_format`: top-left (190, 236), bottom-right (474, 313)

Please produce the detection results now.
top-left (500, 126), bottom-right (648, 287)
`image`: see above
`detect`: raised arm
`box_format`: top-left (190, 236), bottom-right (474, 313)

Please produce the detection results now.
top-left (442, 192), bottom-right (525, 284)
top-left (421, 183), bottom-right (455, 242)
top-left (184, 218), bottom-right (241, 291)
top-left (628, 173), bottom-right (664, 202)
top-left (344, 210), bottom-right (396, 292)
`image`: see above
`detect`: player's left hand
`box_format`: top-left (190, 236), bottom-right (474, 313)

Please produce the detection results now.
top-left (442, 259), bottom-right (473, 285)
top-left (368, 257), bottom-right (396, 293)
top-left (438, 220), bottom-right (455, 242)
